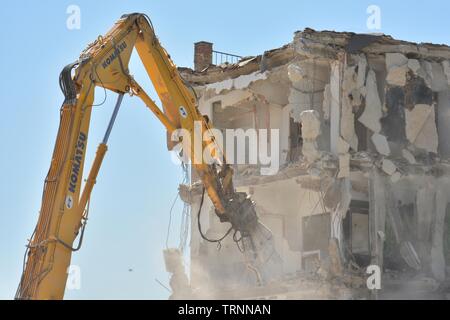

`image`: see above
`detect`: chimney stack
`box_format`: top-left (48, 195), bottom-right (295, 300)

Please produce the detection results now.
top-left (194, 41), bottom-right (213, 71)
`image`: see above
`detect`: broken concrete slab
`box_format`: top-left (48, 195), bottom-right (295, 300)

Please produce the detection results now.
top-left (387, 65), bottom-right (408, 87)
top-left (405, 104), bottom-right (439, 153)
top-left (402, 149), bottom-right (417, 164)
top-left (234, 72), bottom-right (268, 90)
top-left (386, 53), bottom-right (408, 86)
top-left (382, 159), bottom-right (397, 176)
top-left (371, 133), bottom-right (391, 156)
top-left (386, 53), bottom-right (408, 69)
top-left (358, 70), bottom-right (382, 133)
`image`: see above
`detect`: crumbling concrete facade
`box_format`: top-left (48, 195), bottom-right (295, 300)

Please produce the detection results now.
top-left (175, 29), bottom-right (450, 300)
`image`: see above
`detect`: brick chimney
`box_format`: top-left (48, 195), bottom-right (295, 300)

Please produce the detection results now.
top-left (194, 41), bottom-right (213, 71)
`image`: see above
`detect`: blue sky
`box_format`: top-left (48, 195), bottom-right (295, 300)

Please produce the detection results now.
top-left (0, 0), bottom-right (449, 300)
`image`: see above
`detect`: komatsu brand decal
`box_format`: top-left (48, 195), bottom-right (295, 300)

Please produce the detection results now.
top-left (65, 195), bottom-right (74, 210)
top-left (68, 132), bottom-right (87, 193)
top-left (101, 41), bottom-right (127, 69)
top-left (179, 106), bottom-right (188, 118)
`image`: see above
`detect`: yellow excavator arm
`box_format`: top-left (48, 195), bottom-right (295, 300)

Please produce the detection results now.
top-left (16, 13), bottom-right (277, 300)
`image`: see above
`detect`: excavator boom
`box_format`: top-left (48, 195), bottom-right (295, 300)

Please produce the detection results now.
top-left (16, 13), bottom-right (279, 300)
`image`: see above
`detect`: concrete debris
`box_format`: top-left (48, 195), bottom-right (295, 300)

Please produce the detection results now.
top-left (358, 70), bottom-right (382, 133)
top-left (402, 149), bottom-right (417, 164)
top-left (371, 133), bottom-right (391, 156)
top-left (346, 54), bottom-right (367, 107)
top-left (382, 159), bottom-right (397, 176)
top-left (386, 53), bottom-right (408, 86)
top-left (405, 104), bottom-right (439, 153)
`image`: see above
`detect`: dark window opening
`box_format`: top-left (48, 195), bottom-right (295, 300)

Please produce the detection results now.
top-left (343, 200), bottom-right (370, 267)
top-left (354, 105), bottom-right (368, 151)
top-left (288, 116), bottom-right (303, 162)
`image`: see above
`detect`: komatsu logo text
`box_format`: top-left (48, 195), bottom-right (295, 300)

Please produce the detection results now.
top-left (68, 132), bottom-right (87, 193)
top-left (101, 41), bottom-right (127, 69)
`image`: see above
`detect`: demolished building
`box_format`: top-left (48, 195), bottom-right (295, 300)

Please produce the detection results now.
top-left (170, 29), bottom-right (450, 299)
